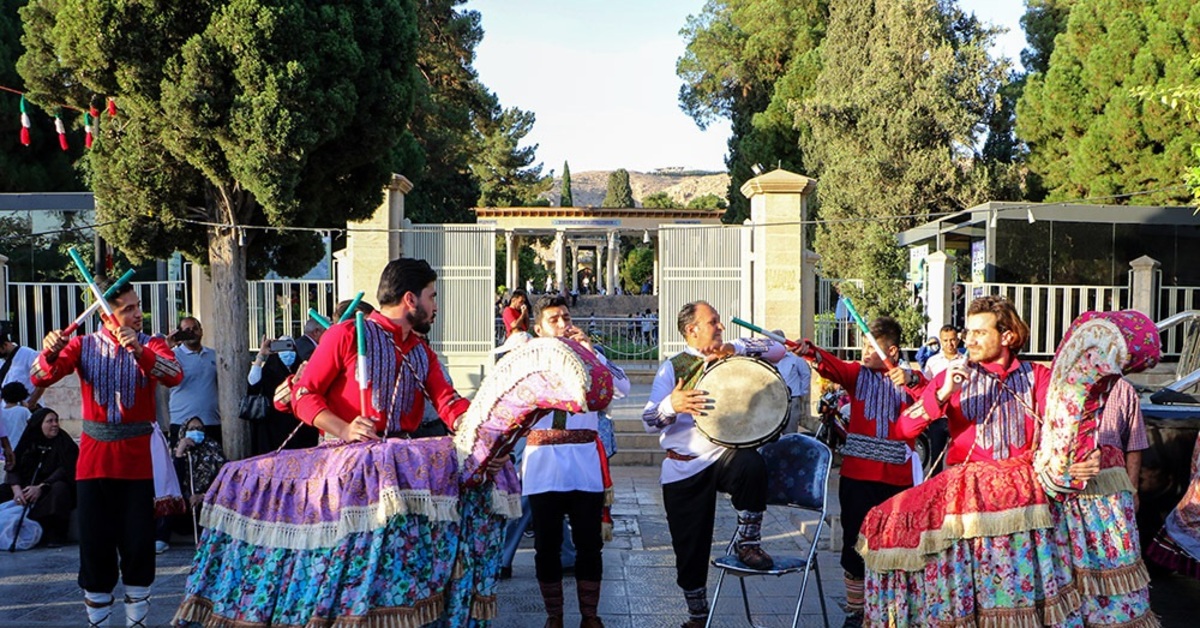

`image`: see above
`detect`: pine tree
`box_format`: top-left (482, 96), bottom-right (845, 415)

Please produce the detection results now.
top-left (18, 0), bottom-right (421, 457)
top-left (677, 0), bottom-right (830, 223)
top-left (602, 169), bottom-right (634, 208)
top-left (560, 160), bottom-right (573, 207)
top-left (801, 0), bottom-right (1008, 340)
top-left (1016, 0), bottom-right (1200, 205)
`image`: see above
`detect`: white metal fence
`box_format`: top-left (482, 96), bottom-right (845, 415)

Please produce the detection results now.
top-left (1158, 284), bottom-right (1200, 357)
top-left (6, 277), bottom-right (187, 348)
top-left (658, 225), bottom-right (751, 358)
top-left (247, 278), bottom-right (336, 345)
top-left (964, 282), bottom-right (1130, 356)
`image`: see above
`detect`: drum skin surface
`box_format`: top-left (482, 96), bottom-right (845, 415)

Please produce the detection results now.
top-left (693, 356), bottom-right (790, 448)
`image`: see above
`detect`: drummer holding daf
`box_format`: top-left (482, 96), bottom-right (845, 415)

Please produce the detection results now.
top-left (642, 301), bottom-right (786, 628)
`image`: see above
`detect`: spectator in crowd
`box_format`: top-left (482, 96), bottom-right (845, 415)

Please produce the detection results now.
top-left (1, 407), bottom-right (79, 547)
top-left (248, 335), bottom-right (319, 454)
top-left (949, 283), bottom-right (967, 330)
top-left (166, 317), bottom-right (221, 447)
top-left (502, 289), bottom-right (530, 338)
top-left (2, 382), bottom-right (31, 464)
top-left (156, 420), bottom-right (225, 552)
top-left (0, 320), bottom-right (45, 408)
top-left (922, 325), bottom-right (966, 380)
top-left (914, 337), bottom-right (940, 371)
top-left (295, 318), bottom-right (325, 363)
top-left (771, 330), bottom-right (812, 433)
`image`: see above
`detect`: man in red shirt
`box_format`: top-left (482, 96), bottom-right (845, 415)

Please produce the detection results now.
top-left (33, 281), bottom-right (183, 628)
top-left (293, 258), bottom-right (469, 440)
top-left (794, 316), bottom-right (923, 628)
top-left (900, 295), bottom-right (1050, 465)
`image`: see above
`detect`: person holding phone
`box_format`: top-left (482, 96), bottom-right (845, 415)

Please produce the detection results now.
top-left (166, 317), bottom-right (221, 448)
top-left (248, 335), bottom-right (318, 454)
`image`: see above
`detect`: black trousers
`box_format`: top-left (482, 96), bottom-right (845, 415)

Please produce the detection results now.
top-left (529, 490), bottom-right (604, 583)
top-left (77, 478), bottom-right (156, 592)
top-left (838, 476), bottom-right (907, 579)
top-left (662, 448), bottom-right (768, 591)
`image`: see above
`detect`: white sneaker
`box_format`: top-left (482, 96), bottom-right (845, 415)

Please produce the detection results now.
top-left (154, 541), bottom-right (169, 554)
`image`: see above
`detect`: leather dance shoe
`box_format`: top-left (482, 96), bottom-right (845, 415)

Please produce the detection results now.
top-left (543, 616), bottom-right (564, 628)
top-left (580, 616), bottom-right (605, 628)
top-left (735, 544), bottom-right (774, 570)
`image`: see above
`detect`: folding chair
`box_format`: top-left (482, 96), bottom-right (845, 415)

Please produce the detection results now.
top-left (708, 433), bottom-right (833, 628)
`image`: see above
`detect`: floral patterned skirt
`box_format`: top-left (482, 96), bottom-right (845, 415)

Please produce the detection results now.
top-left (1060, 469), bottom-right (1157, 627)
top-left (864, 467), bottom-right (1158, 627)
top-left (171, 439), bottom-right (517, 627)
top-left (865, 522), bottom-right (1080, 627)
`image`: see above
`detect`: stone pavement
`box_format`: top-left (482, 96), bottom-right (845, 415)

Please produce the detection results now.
top-left (0, 463), bottom-right (846, 627)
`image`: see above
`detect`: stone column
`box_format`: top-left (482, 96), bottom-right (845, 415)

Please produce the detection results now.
top-left (554, 230), bottom-right (566, 294)
top-left (607, 231), bottom-right (620, 294)
top-left (595, 244), bottom-right (604, 296)
top-left (1129, 255), bottom-right (1160, 318)
top-left (570, 242), bottom-right (580, 292)
top-left (504, 230), bottom-right (515, 292)
top-left (0, 254), bottom-right (8, 319)
top-left (924, 251), bottom-right (953, 337)
top-left (740, 169), bottom-right (818, 340)
top-left (343, 174), bottom-right (411, 301)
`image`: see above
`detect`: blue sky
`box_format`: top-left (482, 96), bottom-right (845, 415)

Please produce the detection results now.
top-left (464, 0), bottom-right (1027, 174)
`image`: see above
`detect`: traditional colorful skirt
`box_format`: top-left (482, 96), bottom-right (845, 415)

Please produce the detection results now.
top-left (172, 437), bottom-right (521, 627)
top-left (859, 455), bottom-right (1081, 627)
top-left (1147, 431), bottom-right (1200, 580)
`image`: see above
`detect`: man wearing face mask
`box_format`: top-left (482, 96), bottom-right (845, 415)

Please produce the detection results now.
top-left (248, 335), bottom-right (318, 454)
top-left (167, 317), bottom-right (221, 448)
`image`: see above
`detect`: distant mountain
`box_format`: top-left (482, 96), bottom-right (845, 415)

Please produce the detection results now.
top-left (544, 169), bottom-right (730, 208)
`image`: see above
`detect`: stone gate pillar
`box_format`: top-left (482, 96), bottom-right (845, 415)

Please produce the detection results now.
top-left (741, 169), bottom-right (818, 341)
top-left (924, 251), bottom-right (953, 338)
top-left (341, 174), bottom-right (411, 301)
top-left (1129, 255), bottom-right (1160, 318)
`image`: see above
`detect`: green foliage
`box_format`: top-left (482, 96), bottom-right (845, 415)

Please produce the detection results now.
top-left (1016, 0), bottom-right (1200, 206)
top-left (18, 0), bottom-right (422, 457)
top-left (619, 246), bottom-right (655, 293)
top-left (18, 0), bottom-right (421, 276)
top-left (686, 193), bottom-right (727, 210)
top-left (642, 191), bottom-right (677, 208)
top-left (561, 160), bottom-right (573, 207)
top-left (677, 0), bottom-right (829, 223)
top-left (1019, 0), bottom-right (1077, 75)
top-left (602, 168), bottom-right (634, 208)
top-left (400, 1), bottom-right (549, 221)
top-left (1133, 54), bottom-right (1200, 209)
top-left (493, 234), bottom-right (550, 291)
top-left (801, 0), bottom-right (1009, 321)
top-left (0, 0), bottom-right (84, 192)
top-left (472, 99), bottom-right (551, 207)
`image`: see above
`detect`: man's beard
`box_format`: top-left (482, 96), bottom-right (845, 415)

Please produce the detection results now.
top-left (408, 304), bottom-right (433, 335)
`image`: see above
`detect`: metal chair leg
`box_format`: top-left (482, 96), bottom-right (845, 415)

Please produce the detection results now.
top-left (705, 568), bottom-right (728, 628)
top-left (814, 559), bottom-right (830, 628)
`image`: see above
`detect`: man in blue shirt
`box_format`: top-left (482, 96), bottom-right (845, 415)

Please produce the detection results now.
top-left (167, 317), bottom-right (220, 446)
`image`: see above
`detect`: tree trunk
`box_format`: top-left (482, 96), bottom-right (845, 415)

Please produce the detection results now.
top-left (208, 226), bottom-right (251, 459)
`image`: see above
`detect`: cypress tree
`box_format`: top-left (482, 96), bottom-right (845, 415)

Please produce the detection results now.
top-left (561, 160), bottom-right (573, 206)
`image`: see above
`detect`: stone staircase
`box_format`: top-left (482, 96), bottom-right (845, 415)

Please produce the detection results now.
top-left (610, 416), bottom-right (666, 466)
